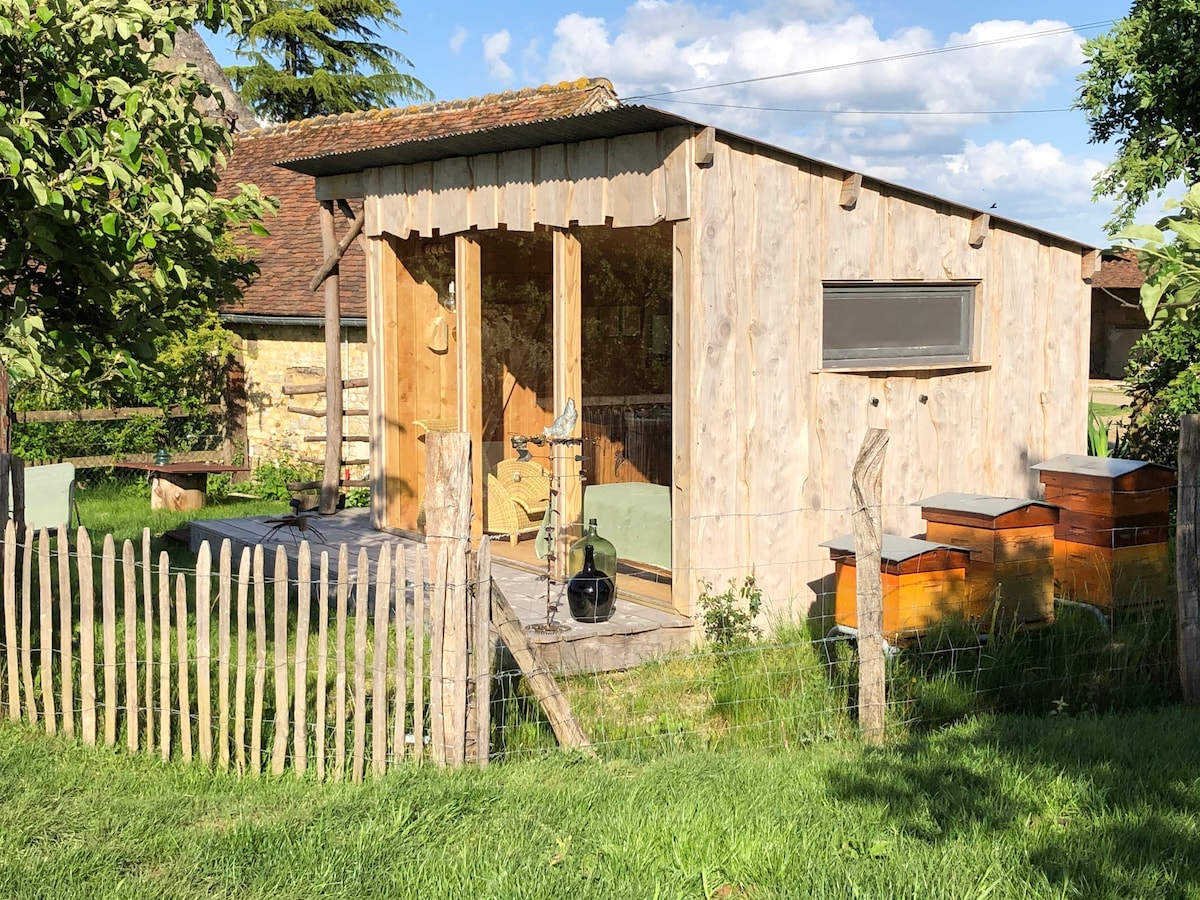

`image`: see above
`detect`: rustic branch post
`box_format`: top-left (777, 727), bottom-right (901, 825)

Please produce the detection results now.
top-left (1178, 415), bottom-right (1200, 704)
top-left (318, 199), bottom-right (344, 515)
top-left (424, 431), bottom-right (472, 767)
top-left (852, 427), bottom-right (889, 745)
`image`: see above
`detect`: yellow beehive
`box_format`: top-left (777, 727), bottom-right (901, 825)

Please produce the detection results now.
top-left (918, 492), bottom-right (1059, 627)
top-left (822, 534), bottom-right (973, 642)
top-left (1033, 455), bottom-right (1176, 611)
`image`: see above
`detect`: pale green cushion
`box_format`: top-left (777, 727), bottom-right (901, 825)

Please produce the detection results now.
top-left (13, 462), bottom-right (76, 531)
top-left (536, 482), bottom-right (672, 571)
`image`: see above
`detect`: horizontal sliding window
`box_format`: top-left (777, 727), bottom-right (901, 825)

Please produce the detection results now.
top-left (822, 283), bottom-right (975, 368)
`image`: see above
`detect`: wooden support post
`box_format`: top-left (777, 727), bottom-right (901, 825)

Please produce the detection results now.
top-left (490, 578), bottom-right (593, 753)
top-left (423, 431), bottom-right (471, 767)
top-left (319, 199), bottom-right (344, 515)
top-left (1178, 415), bottom-right (1200, 704)
top-left (456, 234), bottom-right (484, 539)
top-left (852, 427), bottom-right (889, 746)
top-left (552, 229), bottom-right (582, 580)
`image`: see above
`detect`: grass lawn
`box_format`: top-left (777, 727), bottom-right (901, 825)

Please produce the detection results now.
top-left (1, 707), bottom-right (1198, 899)
top-left (74, 483), bottom-right (289, 570)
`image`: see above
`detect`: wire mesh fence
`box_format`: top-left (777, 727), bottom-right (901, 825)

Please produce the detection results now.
top-left (0, 503), bottom-right (1187, 775)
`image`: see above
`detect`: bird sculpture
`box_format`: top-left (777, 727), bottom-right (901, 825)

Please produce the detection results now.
top-left (543, 398), bottom-right (578, 439)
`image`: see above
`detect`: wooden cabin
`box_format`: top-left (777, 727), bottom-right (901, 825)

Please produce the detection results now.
top-left (274, 78), bottom-right (1097, 621)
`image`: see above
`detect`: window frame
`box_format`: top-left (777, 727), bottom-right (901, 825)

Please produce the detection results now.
top-left (820, 282), bottom-right (978, 370)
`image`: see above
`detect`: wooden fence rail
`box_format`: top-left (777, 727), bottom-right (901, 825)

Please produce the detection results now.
top-left (0, 523), bottom-right (491, 776)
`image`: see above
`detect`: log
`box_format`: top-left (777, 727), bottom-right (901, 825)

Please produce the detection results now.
top-left (851, 428), bottom-right (889, 747)
top-left (1179, 415), bottom-right (1200, 704)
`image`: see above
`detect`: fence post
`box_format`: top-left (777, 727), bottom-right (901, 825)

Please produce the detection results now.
top-left (1178, 415), bottom-right (1200, 704)
top-left (424, 431), bottom-right (472, 768)
top-left (852, 427), bottom-right (889, 746)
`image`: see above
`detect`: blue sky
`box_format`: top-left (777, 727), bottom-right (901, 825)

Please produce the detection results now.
top-left (204, 0), bottom-right (1144, 245)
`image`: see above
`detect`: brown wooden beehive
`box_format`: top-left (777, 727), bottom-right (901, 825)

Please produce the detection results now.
top-left (1033, 454), bottom-right (1176, 611)
top-left (821, 534), bottom-right (972, 641)
top-left (918, 492), bottom-right (1059, 627)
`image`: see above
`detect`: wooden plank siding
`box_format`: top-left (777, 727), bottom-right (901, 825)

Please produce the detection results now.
top-left (360, 129), bottom-right (694, 240)
top-left (680, 135), bottom-right (1088, 620)
top-left (347, 126), bottom-right (1089, 622)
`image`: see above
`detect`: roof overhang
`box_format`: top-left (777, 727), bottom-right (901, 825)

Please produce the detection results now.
top-left (276, 105), bottom-right (698, 178)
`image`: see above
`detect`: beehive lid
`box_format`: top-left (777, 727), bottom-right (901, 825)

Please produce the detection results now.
top-left (916, 492), bottom-right (1059, 528)
top-left (820, 533), bottom-right (971, 573)
top-left (1032, 454), bottom-right (1176, 491)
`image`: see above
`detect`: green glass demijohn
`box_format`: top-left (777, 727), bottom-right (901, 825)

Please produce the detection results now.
top-left (568, 518), bottom-right (617, 581)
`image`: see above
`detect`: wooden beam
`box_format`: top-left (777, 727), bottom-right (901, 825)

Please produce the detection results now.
top-left (552, 229), bottom-right (582, 580)
top-left (281, 377), bottom-right (368, 396)
top-left (839, 172), bottom-right (862, 210)
top-left (455, 234), bottom-right (484, 539)
top-left (303, 434), bottom-right (369, 443)
top-left (969, 213), bottom-right (990, 249)
top-left (489, 579), bottom-right (592, 752)
top-left (287, 406), bottom-right (368, 417)
top-left (695, 126), bottom-right (716, 168)
top-left (671, 220), bottom-right (693, 618)
top-left (1081, 248), bottom-right (1101, 282)
top-left (309, 207), bottom-right (366, 291)
top-left (318, 200), bottom-right (343, 515)
top-left (17, 404), bottom-right (224, 424)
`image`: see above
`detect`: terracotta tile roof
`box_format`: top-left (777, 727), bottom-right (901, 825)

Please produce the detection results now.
top-left (1093, 250), bottom-right (1146, 290)
top-left (219, 78), bottom-right (619, 319)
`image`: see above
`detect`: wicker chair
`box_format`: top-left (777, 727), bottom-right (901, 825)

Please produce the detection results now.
top-left (485, 458), bottom-right (551, 544)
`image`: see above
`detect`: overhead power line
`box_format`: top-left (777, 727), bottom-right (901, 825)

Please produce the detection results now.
top-left (621, 19), bottom-right (1115, 101)
top-left (649, 98), bottom-right (1075, 117)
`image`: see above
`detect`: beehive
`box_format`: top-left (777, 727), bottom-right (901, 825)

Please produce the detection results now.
top-left (821, 534), bottom-right (972, 641)
top-left (1032, 454), bottom-right (1176, 611)
top-left (918, 492), bottom-right (1058, 627)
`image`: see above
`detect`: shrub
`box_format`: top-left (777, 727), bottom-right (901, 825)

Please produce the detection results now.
top-left (697, 575), bottom-right (763, 648)
top-left (1123, 315), bottom-right (1200, 466)
top-left (246, 454), bottom-right (322, 501)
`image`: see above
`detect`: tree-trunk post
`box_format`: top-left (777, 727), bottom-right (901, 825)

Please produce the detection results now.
top-left (318, 199), bottom-right (343, 515)
top-left (852, 427), bottom-right (889, 745)
top-left (223, 354), bottom-right (249, 483)
top-left (1178, 415), bottom-right (1200, 704)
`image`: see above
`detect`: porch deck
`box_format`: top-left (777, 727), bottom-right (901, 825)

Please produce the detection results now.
top-left (189, 508), bottom-right (693, 674)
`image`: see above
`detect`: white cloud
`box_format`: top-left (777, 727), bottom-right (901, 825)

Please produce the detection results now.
top-left (449, 26), bottom-right (468, 56)
top-left (537, 0), bottom-right (1109, 241)
top-left (483, 30), bottom-right (513, 81)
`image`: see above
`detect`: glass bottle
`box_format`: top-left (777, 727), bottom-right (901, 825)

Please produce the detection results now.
top-left (568, 518), bottom-right (617, 581)
top-left (566, 543), bottom-right (616, 623)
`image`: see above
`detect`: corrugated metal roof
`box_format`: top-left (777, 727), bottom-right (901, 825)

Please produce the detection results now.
top-left (819, 533), bottom-right (968, 564)
top-left (914, 492), bottom-right (1056, 517)
top-left (277, 105), bottom-right (696, 177)
top-left (1031, 454), bottom-right (1172, 478)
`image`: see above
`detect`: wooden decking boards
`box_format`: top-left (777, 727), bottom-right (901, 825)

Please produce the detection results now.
top-left (189, 508), bottom-right (693, 674)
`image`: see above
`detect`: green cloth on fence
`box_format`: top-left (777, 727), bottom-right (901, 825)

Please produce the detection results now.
top-left (537, 482), bottom-right (672, 571)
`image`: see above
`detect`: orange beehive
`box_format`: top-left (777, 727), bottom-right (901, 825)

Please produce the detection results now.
top-left (1033, 454), bottom-right (1176, 611)
top-left (918, 492), bottom-right (1059, 626)
top-left (821, 534), bottom-right (972, 641)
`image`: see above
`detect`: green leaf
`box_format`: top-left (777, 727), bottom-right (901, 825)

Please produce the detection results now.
top-left (101, 212), bottom-right (118, 236)
top-left (1116, 224), bottom-right (1166, 244)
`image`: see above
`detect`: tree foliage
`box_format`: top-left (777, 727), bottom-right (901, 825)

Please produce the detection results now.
top-left (226, 0), bottom-right (431, 123)
top-left (1115, 184), bottom-right (1200, 323)
top-left (0, 0), bottom-right (275, 392)
top-left (1077, 0), bottom-right (1200, 229)
top-left (1122, 315), bottom-right (1200, 467)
